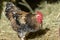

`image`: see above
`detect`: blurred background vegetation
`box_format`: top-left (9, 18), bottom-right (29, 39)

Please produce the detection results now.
top-left (0, 0), bottom-right (60, 40)
top-left (0, 0), bottom-right (60, 19)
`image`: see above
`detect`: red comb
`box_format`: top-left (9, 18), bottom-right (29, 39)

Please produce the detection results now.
top-left (36, 11), bottom-right (43, 24)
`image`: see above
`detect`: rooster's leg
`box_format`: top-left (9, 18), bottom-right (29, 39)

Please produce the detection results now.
top-left (21, 36), bottom-right (25, 40)
top-left (18, 32), bottom-right (27, 40)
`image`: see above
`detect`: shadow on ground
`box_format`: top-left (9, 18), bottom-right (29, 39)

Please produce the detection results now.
top-left (26, 28), bottom-right (50, 40)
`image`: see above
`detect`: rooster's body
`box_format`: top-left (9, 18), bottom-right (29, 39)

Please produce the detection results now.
top-left (5, 2), bottom-right (43, 40)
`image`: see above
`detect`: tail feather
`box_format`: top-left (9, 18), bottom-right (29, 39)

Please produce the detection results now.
top-left (5, 2), bottom-right (15, 12)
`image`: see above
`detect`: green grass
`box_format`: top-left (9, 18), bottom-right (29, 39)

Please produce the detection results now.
top-left (0, 2), bottom-right (60, 40)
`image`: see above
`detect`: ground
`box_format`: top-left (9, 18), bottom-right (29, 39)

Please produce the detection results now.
top-left (0, 2), bottom-right (60, 40)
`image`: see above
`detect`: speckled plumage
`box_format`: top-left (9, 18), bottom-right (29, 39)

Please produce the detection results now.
top-left (5, 2), bottom-right (43, 40)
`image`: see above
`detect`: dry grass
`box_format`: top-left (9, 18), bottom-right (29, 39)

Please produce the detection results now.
top-left (0, 2), bottom-right (60, 40)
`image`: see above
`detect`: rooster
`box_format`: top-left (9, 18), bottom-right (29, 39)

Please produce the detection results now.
top-left (5, 2), bottom-right (43, 40)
